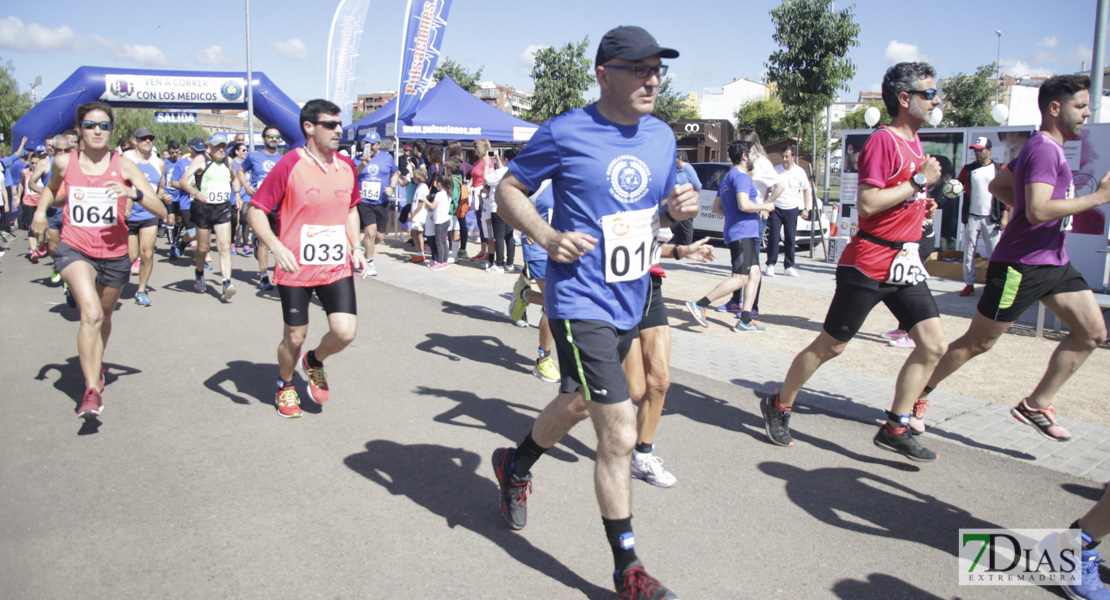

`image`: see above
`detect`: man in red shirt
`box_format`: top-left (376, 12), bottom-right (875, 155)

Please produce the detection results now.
top-left (759, 62), bottom-right (946, 462)
top-left (248, 99), bottom-right (368, 418)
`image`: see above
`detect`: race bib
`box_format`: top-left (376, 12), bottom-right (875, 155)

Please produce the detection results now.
top-left (360, 181), bottom-right (381, 201)
top-left (299, 224), bottom-right (347, 266)
top-left (1061, 181), bottom-right (1076, 232)
top-left (205, 182), bottom-right (231, 204)
top-left (68, 187), bottom-right (118, 228)
top-left (602, 207), bottom-right (659, 283)
top-left (888, 242), bottom-right (929, 285)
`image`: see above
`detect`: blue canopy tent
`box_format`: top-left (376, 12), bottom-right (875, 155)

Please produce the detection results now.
top-left (12, 66), bottom-right (305, 149)
top-left (342, 77), bottom-right (537, 144)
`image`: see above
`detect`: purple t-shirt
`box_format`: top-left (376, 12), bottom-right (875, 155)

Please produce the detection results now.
top-left (990, 132), bottom-right (1074, 266)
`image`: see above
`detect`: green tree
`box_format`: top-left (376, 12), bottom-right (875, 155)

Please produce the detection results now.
top-left (653, 77), bottom-right (698, 125)
top-left (838, 101), bottom-right (890, 130)
top-left (525, 36), bottom-right (593, 123)
top-left (941, 63), bottom-right (996, 127)
top-left (735, 97), bottom-right (791, 145)
top-left (766, 0), bottom-right (860, 168)
top-left (111, 108), bottom-right (208, 148)
top-left (0, 58), bottom-right (34, 149)
top-left (433, 58), bottom-right (484, 93)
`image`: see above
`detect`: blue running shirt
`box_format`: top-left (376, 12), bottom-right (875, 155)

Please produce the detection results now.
top-left (509, 104), bottom-right (677, 330)
top-left (356, 152), bottom-right (398, 205)
top-left (718, 168), bottom-right (760, 243)
top-left (129, 160), bottom-right (162, 221)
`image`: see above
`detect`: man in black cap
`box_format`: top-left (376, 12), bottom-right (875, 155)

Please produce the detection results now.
top-left (169, 137), bottom-right (206, 260)
top-left (955, 136), bottom-right (1006, 296)
top-left (492, 25), bottom-right (694, 600)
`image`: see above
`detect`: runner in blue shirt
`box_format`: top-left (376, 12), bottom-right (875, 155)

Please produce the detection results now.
top-left (669, 150), bottom-right (702, 246)
top-left (238, 125), bottom-right (284, 289)
top-left (490, 25), bottom-right (696, 600)
top-left (355, 131), bottom-right (398, 276)
top-left (169, 138), bottom-right (204, 259)
top-left (122, 128), bottom-right (167, 306)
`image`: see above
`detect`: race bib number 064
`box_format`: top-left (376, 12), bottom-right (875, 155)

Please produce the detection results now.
top-left (602, 207), bottom-right (659, 284)
top-left (68, 186), bottom-right (117, 228)
top-left (299, 225), bottom-right (347, 266)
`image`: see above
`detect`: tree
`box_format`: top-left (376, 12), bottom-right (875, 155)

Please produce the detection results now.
top-left (766, 0), bottom-right (860, 172)
top-left (111, 108), bottom-right (208, 148)
top-left (735, 98), bottom-right (791, 146)
top-left (525, 36), bottom-right (593, 123)
top-left (0, 58), bottom-right (34, 149)
top-left (433, 58), bottom-right (484, 93)
top-left (940, 63), bottom-right (996, 127)
top-left (653, 77), bottom-right (698, 125)
top-left (838, 102), bottom-right (889, 131)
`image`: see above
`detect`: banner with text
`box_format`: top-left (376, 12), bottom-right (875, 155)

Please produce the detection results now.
top-left (395, 0), bottom-right (453, 122)
top-left (326, 0), bottom-right (373, 126)
top-left (101, 75), bottom-right (246, 104)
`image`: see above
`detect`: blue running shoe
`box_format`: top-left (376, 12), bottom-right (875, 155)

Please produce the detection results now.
top-left (1065, 548), bottom-right (1110, 599)
top-left (134, 292), bottom-right (152, 307)
top-left (195, 274), bottom-right (207, 293)
top-left (715, 301), bottom-right (743, 313)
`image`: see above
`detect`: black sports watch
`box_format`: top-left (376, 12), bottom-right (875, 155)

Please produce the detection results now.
top-left (910, 173), bottom-right (927, 192)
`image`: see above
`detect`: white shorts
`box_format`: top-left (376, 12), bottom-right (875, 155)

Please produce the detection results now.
top-left (449, 215), bottom-right (460, 232)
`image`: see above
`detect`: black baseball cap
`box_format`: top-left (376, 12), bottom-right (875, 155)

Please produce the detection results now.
top-left (133, 127), bottom-right (154, 139)
top-left (595, 26), bottom-right (678, 67)
top-left (187, 137), bottom-right (206, 152)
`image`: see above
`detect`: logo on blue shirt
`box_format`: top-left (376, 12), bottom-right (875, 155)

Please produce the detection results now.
top-left (607, 155), bottom-right (651, 204)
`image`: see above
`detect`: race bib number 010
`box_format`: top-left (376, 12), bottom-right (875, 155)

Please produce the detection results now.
top-left (68, 186), bottom-right (118, 228)
top-left (299, 224), bottom-right (347, 266)
top-left (360, 181), bottom-right (381, 201)
top-left (603, 207), bottom-right (659, 283)
top-left (205, 182), bottom-right (231, 204)
top-left (888, 242), bottom-right (929, 285)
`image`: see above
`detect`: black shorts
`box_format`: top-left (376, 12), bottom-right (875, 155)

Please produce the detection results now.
top-left (127, 217), bottom-right (159, 235)
top-left (639, 273), bottom-right (668, 331)
top-left (549, 318), bottom-right (638, 404)
top-left (822, 266), bottom-right (940, 342)
top-left (192, 202), bottom-right (232, 230)
top-left (978, 261), bottom-right (1090, 322)
top-left (727, 238), bottom-right (760, 274)
top-left (358, 203), bottom-right (388, 229)
top-left (277, 277), bottom-right (357, 327)
top-left (54, 242), bottom-right (130, 288)
top-left (175, 205), bottom-right (195, 231)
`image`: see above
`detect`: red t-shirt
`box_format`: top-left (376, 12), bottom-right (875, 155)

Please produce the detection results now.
top-left (21, 170), bottom-right (39, 207)
top-left (250, 149), bottom-right (360, 287)
top-left (839, 126), bottom-right (929, 281)
top-left (60, 152), bottom-right (131, 258)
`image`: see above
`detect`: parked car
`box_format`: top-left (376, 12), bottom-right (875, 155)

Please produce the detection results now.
top-left (689, 162), bottom-right (829, 248)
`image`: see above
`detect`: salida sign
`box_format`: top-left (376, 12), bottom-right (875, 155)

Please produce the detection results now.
top-left (100, 75), bottom-right (246, 104)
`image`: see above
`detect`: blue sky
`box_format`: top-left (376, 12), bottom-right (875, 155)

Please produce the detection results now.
top-left (1, 0), bottom-right (1104, 111)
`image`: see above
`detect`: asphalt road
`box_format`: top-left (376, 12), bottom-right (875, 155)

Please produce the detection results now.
top-left (0, 246), bottom-right (1100, 599)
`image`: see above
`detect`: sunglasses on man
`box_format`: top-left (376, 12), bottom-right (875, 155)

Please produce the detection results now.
top-left (80, 120), bottom-right (114, 131)
top-left (906, 88), bottom-right (939, 100)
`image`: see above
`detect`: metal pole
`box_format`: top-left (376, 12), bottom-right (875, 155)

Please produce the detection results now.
top-left (995, 30), bottom-right (1002, 105)
top-left (1091, 0), bottom-right (1108, 123)
top-left (245, 0), bottom-right (255, 149)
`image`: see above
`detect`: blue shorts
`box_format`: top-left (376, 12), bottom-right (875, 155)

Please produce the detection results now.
top-left (524, 257), bottom-right (547, 281)
top-left (46, 206), bottom-right (63, 231)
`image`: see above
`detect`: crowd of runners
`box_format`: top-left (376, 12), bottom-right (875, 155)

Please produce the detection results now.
top-left (6, 24), bottom-right (1110, 600)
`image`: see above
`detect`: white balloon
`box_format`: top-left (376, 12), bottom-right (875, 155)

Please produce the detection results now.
top-left (929, 107), bottom-right (944, 127)
top-left (991, 104), bottom-right (1009, 124)
top-left (864, 106), bottom-right (881, 127)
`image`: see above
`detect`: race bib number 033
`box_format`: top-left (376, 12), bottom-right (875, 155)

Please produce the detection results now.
top-left (68, 187), bottom-right (118, 228)
top-left (299, 224), bottom-right (347, 266)
top-left (603, 207), bottom-right (659, 284)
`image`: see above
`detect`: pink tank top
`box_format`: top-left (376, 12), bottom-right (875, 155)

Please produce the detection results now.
top-left (60, 152), bottom-right (130, 258)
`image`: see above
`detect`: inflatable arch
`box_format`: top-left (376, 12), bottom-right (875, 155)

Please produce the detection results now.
top-left (12, 66), bottom-right (305, 148)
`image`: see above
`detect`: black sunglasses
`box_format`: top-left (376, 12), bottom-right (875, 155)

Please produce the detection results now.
top-left (906, 88), bottom-right (939, 100)
top-left (80, 120), bottom-right (114, 131)
top-left (137, 136), bottom-right (155, 142)
top-left (314, 120), bottom-right (342, 130)
top-left (603, 64), bottom-right (669, 79)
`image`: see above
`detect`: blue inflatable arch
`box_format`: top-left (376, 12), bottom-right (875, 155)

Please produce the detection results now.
top-left (12, 66), bottom-right (305, 148)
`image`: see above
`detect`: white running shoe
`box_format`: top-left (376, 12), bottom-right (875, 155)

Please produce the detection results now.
top-left (631, 455), bottom-right (676, 488)
top-left (364, 262), bottom-right (378, 277)
top-left (785, 267), bottom-right (800, 277)
top-left (764, 265), bottom-right (775, 277)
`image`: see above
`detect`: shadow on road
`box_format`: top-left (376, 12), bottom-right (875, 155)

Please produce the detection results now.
top-left (345, 441), bottom-right (612, 599)
top-left (415, 332), bottom-right (532, 375)
top-left (442, 300), bottom-right (517, 325)
top-left (35, 358), bottom-right (141, 436)
top-left (759, 462), bottom-right (998, 556)
top-left (201, 360), bottom-right (318, 413)
top-left (831, 573), bottom-right (951, 599)
top-left (417, 385), bottom-right (595, 463)
top-left (1061, 482), bottom-right (1106, 502)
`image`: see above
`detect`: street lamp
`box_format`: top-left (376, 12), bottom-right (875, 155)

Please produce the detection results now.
top-left (995, 30), bottom-right (1002, 105)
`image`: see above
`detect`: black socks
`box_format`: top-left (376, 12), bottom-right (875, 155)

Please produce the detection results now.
top-left (604, 516), bottom-right (638, 574)
top-left (512, 432), bottom-right (547, 479)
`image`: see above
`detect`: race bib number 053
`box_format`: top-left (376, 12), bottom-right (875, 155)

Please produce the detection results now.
top-left (299, 224), bottom-right (347, 266)
top-left (888, 242), bottom-right (929, 286)
top-left (603, 207), bottom-right (659, 284)
top-left (68, 186), bottom-right (118, 228)
top-left (205, 182), bottom-right (231, 204)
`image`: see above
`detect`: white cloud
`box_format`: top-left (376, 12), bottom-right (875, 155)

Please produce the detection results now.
top-left (269, 38), bottom-right (309, 62)
top-left (0, 17), bottom-right (85, 52)
top-left (883, 40), bottom-right (929, 64)
top-left (90, 35), bottom-right (166, 66)
top-left (518, 44), bottom-right (546, 76)
top-left (1000, 59), bottom-right (1056, 78)
top-left (193, 45), bottom-right (234, 67)
top-left (869, 83), bottom-right (882, 93)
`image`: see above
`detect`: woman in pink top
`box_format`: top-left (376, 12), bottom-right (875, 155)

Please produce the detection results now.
top-left (470, 138), bottom-right (494, 261)
top-left (31, 101), bottom-right (164, 420)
